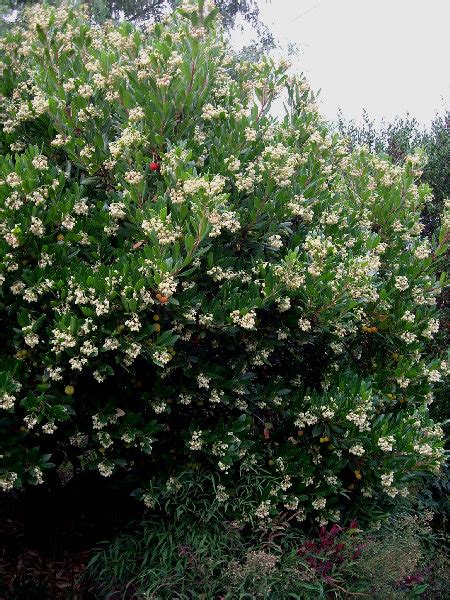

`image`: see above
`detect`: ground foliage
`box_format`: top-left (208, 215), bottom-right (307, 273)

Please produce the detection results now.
top-left (85, 506), bottom-right (449, 599)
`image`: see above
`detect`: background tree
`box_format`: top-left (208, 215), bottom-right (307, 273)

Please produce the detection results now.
top-left (91, 0), bottom-right (264, 31)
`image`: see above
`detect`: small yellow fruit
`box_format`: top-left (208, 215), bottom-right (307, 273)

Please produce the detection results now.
top-left (64, 385), bottom-right (75, 395)
top-left (320, 436), bottom-right (330, 443)
top-left (57, 234), bottom-right (64, 241)
top-left (268, 459), bottom-right (274, 465)
top-left (354, 470), bottom-right (362, 480)
top-left (152, 314), bottom-right (160, 321)
top-left (154, 323), bottom-right (161, 333)
top-left (348, 483), bottom-right (355, 490)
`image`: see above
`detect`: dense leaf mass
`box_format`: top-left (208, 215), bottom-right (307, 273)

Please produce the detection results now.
top-left (0, 0), bottom-right (448, 523)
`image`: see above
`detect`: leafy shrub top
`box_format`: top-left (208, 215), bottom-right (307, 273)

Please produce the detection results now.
top-left (0, 0), bottom-right (447, 524)
top-left (336, 111), bottom-right (450, 236)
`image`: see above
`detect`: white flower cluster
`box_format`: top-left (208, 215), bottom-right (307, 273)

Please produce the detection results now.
top-left (197, 373), bottom-right (211, 389)
top-left (0, 472), bottom-right (18, 491)
top-left (98, 461), bottom-right (114, 477)
top-left (124, 170), bottom-right (144, 185)
top-left (255, 500), bottom-right (271, 519)
top-left (349, 444), bottom-right (365, 456)
top-left (287, 195), bottom-right (315, 222)
top-left (152, 348), bottom-right (172, 366)
top-left (312, 497), bottom-right (326, 510)
top-left (189, 430), bottom-right (203, 451)
top-left (31, 155), bottom-right (48, 170)
top-left (230, 309), bottom-right (257, 330)
top-left (394, 276), bottom-right (409, 291)
top-left (267, 234), bottom-right (283, 250)
top-left (380, 471), bottom-right (398, 498)
top-left (422, 318), bottom-right (439, 340)
top-left (377, 436), bottom-right (395, 452)
top-left (0, 393), bottom-right (15, 410)
top-left (294, 408), bottom-right (318, 429)
top-left (298, 318), bottom-right (311, 332)
top-left (260, 143), bottom-right (300, 187)
top-left (346, 395), bottom-right (373, 432)
top-left (110, 127), bottom-right (143, 158)
top-left (142, 215), bottom-right (181, 245)
top-left (207, 210), bottom-right (240, 237)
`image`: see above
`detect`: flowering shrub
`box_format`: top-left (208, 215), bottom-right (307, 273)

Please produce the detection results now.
top-left (0, 1), bottom-right (448, 524)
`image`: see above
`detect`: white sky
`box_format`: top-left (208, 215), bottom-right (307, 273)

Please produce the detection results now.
top-left (231, 0), bottom-right (450, 126)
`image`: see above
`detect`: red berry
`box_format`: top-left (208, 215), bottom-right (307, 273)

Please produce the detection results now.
top-left (149, 161), bottom-right (160, 171)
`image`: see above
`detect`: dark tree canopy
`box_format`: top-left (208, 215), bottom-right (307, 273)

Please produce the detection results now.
top-left (2, 0), bottom-right (270, 33)
top-left (93, 0), bottom-right (262, 29)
